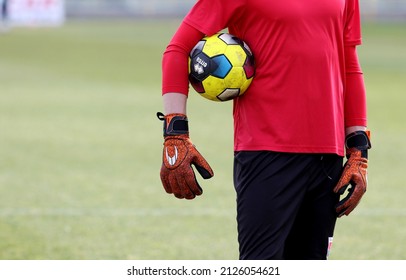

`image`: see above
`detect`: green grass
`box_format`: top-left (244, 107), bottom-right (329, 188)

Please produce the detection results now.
top-left (0, 20), bottom-right (405, 260)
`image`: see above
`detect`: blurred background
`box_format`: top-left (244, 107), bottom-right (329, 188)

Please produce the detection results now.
top-left (0, 0), bottom-right (405, 260)
top-left (65, 0), bottom-right (406, 19)
top-left (3, 0), bottom-right (406, 25)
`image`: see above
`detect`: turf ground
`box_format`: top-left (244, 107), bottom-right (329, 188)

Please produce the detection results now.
top-left (0, 19), bottom-right (405, 260)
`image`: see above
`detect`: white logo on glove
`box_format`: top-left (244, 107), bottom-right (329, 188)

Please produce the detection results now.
top-left (165, 146), bottom-right (178, 166)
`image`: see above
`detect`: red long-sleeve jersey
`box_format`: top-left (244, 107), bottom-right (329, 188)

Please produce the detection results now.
top-left (162, 0), bottom-right (367, 156)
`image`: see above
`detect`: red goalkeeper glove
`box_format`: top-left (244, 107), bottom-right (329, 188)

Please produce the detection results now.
top-left (334, 130), bottom-right (371, 217)
top-left (157, 112), bottom-right (214, 199)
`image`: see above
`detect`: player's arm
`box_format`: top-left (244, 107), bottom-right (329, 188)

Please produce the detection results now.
top-left (158, 22), bottom-right (213, 200)
top-left (163, 93), bottom-right (187, 115)
top-left (162, 22), bottom-right (205, 99)
top-left (334, 45), bottom-right (371, 217)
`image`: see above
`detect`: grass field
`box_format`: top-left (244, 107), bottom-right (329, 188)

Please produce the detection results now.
top-left (0, 19), bottom-right (405, 260)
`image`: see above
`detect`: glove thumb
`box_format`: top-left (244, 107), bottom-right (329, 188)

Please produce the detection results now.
top-left (191, 147), bottom-right (214, 179)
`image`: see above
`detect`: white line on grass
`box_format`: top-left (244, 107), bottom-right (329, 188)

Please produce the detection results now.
top-left (0, 207), bottom-right (404, 217)
top-left (0, 207), bottom-right (235, 217)
top-left (356, 208), bottom-right (406, 216)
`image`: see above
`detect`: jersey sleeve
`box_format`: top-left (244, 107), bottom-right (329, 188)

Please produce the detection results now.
top-left (162, 0), bottom-right (245, 95)
top-left (162, 22), bottom-right (204, 95)
top-left (344, 46), bottom-right (367, 127)
top-left (343, 1), bottom-right (366, 127)
top-left (344, 0), bottom-right (362, 46)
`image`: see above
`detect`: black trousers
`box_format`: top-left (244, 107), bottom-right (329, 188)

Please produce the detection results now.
top-left (233, 151), bottom-right (343, 260)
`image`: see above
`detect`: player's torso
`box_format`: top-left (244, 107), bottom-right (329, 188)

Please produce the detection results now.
top-left (230, 0), bottom-right (351, 154)
top-left (247, 0), bottom-right (346, 19)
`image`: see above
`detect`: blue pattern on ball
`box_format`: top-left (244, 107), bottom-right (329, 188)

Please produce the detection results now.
top-left (211, 55), bottom-right (232, 78)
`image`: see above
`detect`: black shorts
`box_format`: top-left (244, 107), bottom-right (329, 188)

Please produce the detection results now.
top-left (233, 151), bottom-right (343, 260)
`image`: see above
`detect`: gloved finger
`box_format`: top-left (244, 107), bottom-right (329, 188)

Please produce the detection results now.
top-left (336, 185), bottom-right (355, 216)
top-left (334, 182), bottom-right (350, 195)
top-left (183, 168), bottom-right (203, 198)
top-left (192, 149), bottom-right (214, 179)
top-left (336, 205), bottom-right (350, 218)
top-left (169, 173), bottom-right (185, 199)
top-left (176, 173), bottom-right (197, 199)
top-left (337, 199), bottom-right (357, 217)
top-left (164, 168), bottom-right (196, 199)
top-left (333, 166), bottom-right (351, 194)
top-left (336, 183), bottom-right (365, 217)
top-left (160, 167), bottom-right (173, 194)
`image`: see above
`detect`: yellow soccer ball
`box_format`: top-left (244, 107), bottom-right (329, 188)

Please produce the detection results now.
top-left (188, 33), bottom-right (255, 102)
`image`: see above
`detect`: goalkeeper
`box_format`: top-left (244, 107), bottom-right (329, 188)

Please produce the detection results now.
top-left (158, 0), bottom-right (371, 260)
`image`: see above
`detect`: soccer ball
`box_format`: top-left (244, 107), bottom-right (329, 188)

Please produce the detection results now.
top-left (188, 33), bottom-right (255, 102)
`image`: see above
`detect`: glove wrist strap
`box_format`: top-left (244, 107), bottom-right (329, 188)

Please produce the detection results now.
top-left (157, 112), bottom-right (189, 137)
top-left (345, 130), bottom-right (371, 159)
